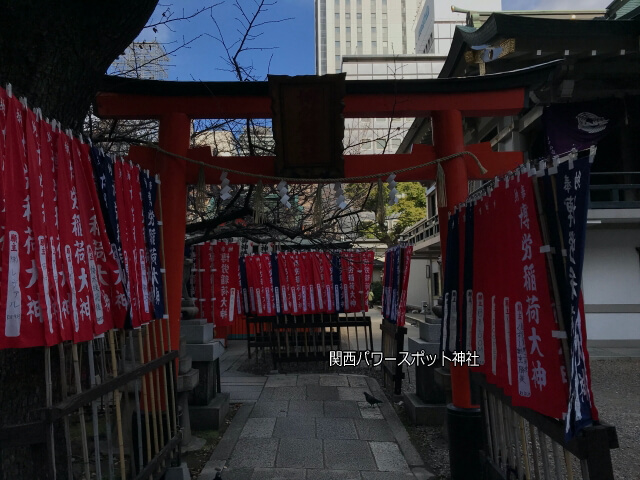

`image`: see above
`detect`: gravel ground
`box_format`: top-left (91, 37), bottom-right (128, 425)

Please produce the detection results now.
top-left (589, 358), bottom-right (640, 480)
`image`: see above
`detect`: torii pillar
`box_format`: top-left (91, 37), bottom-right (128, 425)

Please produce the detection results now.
top-left (433, 109), bottom-right (474, 410)
top-left (157, 113), bottom-right (190, 354)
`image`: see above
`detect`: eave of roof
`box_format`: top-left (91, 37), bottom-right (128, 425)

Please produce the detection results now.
top-left (439, 13), bottom-right (640, 78)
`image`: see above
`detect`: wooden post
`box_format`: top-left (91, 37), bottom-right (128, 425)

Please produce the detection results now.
top-left (137, 329), bottom-right (153, 464)
top-left (71, 343), bottom-right (91, 480)
top-left (57, 343), bottom-right (73, 480)
top-left (107, 330), bottom-right (127, 480)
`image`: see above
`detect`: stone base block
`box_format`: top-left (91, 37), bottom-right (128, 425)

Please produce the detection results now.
top-left (189, 392), bottom-right (230, 431)
top-left (407, 337), bottom-right (440, 356)
top-left (418, 321), bottom-right (441, 343)
top-left (213, 337), bottom-right (226, 347)
top-left (164, 462), bottom-right (191, 480)
top-left (181, 323), bottom-right (214, 344)
top-left (185, 340), bottom-right (224, 362)
top-left (179, 355), bottom-right (192, 375)
top-left (402, 392), bottom-right (446, 426)
top-left (177, 368), bottom-right (199, 393)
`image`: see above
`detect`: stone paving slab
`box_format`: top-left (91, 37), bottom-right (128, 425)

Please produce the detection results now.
top-left (306, 469), bottom-right (361, 480)
top-left (223, 384), bottom-right (263, 402)
top-left (227, 437), bottom-right (278, 468)
top-left (252, 467), bottom-right (306, 479)
top-left (338, 386), bottom-right (372, 401)
top-left (346, 375), bottom-right (369, 388)
top-left (306, 385), bottom-right (339, 401)
top-left (316, 417), bottom-right (358, 440)
top-left (289, 399), bottom-right (324, 417)
top-left (361, 472), bottom-right (418, 480)
top-left (240, 417), bottom-right (276, 438)
top-left (354, 418), bottom-right (395, 441)
top-left (358, 402), bottom-right (384, 419)
top-left (369, 441), bottom-right (411, 472)
top-left (260, 386), bottom-right (307, 401)
top-left (276, 438), bottom-right (324, 469)
top-left (323, 400), bottom-right (361, 418)
top-left (274, 417), bottom-right (316, 439)
top-left (265, 375), bottom-right (299, 388)
top-left (250, 400), bottom-right (289, 418)
top-left (296, 374), bottom-right (322, 386)
top-left (323, 439), bottom-right (377, 471)
top-left (319, 375), bottom-right (349, 387)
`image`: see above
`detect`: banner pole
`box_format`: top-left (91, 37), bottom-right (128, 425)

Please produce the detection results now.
top-left (87, 339), bottom-right (102, 480)
top-left (107, 330), bottom-right (127, 479)
top-left (531, 176), bottom-right (571, 372)
top-left (155, 177), bottom-right (178, 438)
top-left (57, 343), bottom-right (73, 479)
top-left (98, 337), bottom-right (115, 480)
top-left (137, 328), bottom-right (153, 464)
top-left (128, 330), bottom-right (144, 473)
top-left (144, 324), bottom-right (160, 455)
top-left (71, 343), bottom-right (91, 480)
top-left (44, 346), bottom-right (56, 480)
top-left (150, 319), bottom-right (167, 452)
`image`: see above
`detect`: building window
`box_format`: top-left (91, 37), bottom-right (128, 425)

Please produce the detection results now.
top-left (335, 0), bottom-right (340, 6)
top-left (345, 12), bottom-right (350, 20)
top-left (335, 12), bottom-right (340, 21)
top-left (346, 40), bottom-right (351, 51)
top-left (335, 41), bottom-right (340, 49)
top-left (371, 26), bottom-right (376, 35)
top-left (357, 40), bottom-right (363, 52)
top-left (371, 0), bottom-right (376, 10)
top-left (335, 55), bottom-right (341, 65)
top-left (383, 41), bottom-right (388, 48)
top-left (372, 12), bottom-right (376, 22)
top-left (357, 12), bottom-right (362, 19)
top-left (382, 26), bottom-right (388, 39)
top-left (335, 27), bottom-right (340, 35)
top-left (346, 26), bottom-right (351, 35)
top-left (371, 41), bottom-right (377, 51)
top-left (376, 138), bottom-right (387, 150)
top-left (357, 26), bottom-right (362, 34)
top-left (362, 139), bottom-right (372, 150)
top-left (382, 12), bottom-right (387, 20)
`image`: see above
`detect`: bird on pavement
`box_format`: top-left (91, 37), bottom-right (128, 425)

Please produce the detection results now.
top-left (364, 391), bottom-right (383, 407)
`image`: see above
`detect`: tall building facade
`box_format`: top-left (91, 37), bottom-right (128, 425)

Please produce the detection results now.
top-left (315, 0), bottom-right (425, 75)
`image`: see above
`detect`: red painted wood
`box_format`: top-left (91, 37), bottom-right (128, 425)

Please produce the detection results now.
top-left (96, 88), bottom-right (525, 120)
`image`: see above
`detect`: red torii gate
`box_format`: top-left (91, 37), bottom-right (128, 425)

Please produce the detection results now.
top-left (95, 63), bottom-right (555, 411)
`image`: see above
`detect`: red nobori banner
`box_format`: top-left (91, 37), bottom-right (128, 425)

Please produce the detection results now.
top-left (452, 172), bottom-right (568, 420)
top-left (213, 242), bottom-right (241, 326)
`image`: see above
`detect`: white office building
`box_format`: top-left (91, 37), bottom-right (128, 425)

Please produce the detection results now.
top-left (315, 0), bottom-right (426, 75)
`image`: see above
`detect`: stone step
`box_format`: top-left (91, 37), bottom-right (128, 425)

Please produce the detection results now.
top-left (179, 355), bottom-right (193, 375)
top-left (181, 322), bottom-right (214, 344)
top-left (408, 336), bottom-right (440, 356)
top-left (177, 368), bottom-right (199, 393)
top-left (185, 339), bottom-right (225, 362)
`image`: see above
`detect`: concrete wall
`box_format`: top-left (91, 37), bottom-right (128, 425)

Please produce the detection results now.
top-left (583, 226), bottom-right (640, 346)
top-left (406, 258), bottom-right (429, 309)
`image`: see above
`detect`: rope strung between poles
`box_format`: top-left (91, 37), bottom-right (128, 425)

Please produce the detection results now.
top-left (139, 141), bottom-right (488, 184)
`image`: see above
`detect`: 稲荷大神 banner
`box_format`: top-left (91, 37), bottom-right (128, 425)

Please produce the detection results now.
top-left (440, 157), bottom-right (598, 437)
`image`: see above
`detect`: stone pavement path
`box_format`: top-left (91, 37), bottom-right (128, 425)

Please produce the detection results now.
top-left (198, 372), bottom-right (434, 479)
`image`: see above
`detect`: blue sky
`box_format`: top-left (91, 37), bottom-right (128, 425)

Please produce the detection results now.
top-left (137, 0), bottom-right (611, 81)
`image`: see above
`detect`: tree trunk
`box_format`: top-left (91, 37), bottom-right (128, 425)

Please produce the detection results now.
top-left (0, 1), bottom-right (158, 477)
top-left (0, 0), bottom-right (159, 129)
